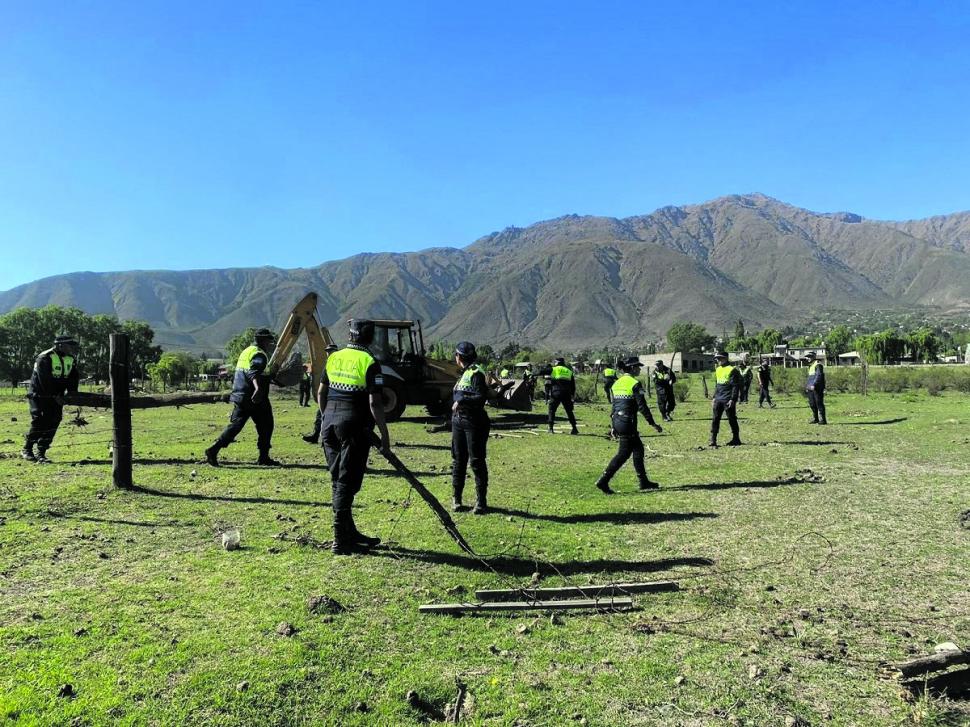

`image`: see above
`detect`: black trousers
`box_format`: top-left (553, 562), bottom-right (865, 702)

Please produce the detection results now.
top-left (548, 396), bottom-right (577, 429)
top-left (600, 434), bottom-right (648, 485)
top-left (758, 385), bottom-right (773, 406)
top-left (214, 401), bottom-right (274, 453)
top-left (309, 409), bottom-right (323, 441)
top-left (710, 399), bottom-right (740, 442)
top-left (452, 413), bottom-right (490, 504)
top-left (26, 398), bottom-right (63, 452)
top-left (808, 390), bottom-right (827, 423)
top-left (604, 384), bottom-right (614, 402)
top-left (299, 385), bottom-right (311, 407)
top-left (656, 389), bottom-right (675, 418)
top-left (740, 382), bottom-right (751, 403)
top-left (322, 402), bottom-right (373, 526)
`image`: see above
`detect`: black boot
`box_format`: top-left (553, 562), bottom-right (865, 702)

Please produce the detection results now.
top-left (638, 476), bottom-right (660, 490)
top-left (257, 450), bottom-right (282, 466)
top-left (204, 444), bottom-right (220, 467)
top-left (332, 514), bottom-right (367, 556)
top-left (350, 517), bottom-right (381, 548)
top-left (726, 438), bottom-right (742, 446)
top-left (35, 448), bottom-right (51, 464)
top-left (451, 483), bottom-right (468, 512)
top-left (595, 475), bottom-right (615, 495)
top-left (302, 433), bottom-right (318, 444)
top-left (472, 483), bottom-right (488, 514)
top-left (21, 443), bottom-right (36, 462)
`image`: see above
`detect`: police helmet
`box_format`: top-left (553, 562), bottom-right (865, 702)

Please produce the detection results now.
top-left (714, 350), bottom-right (728, 361)
top-left (554, 356), bottom-right (565, 365)
top-left (655, 359), bottom-right (664, 367)
top-left (805, 351), bottom-right (817, 359)
top-left (348, 319), bottom-right (375, 346)
top-left (325, 343), bottom-right (339, 353)
top-left (54, 334), bottom-right (78, 346)
top-left (455, 341), bottom-right (477, 363)
top-left (254, 327), bottom-right (275, 342)
top-left (619, 356), bottom-right (642, 372)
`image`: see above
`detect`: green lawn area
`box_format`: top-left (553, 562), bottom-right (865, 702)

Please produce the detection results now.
top-left (1, 388), bottom-right (968, 725)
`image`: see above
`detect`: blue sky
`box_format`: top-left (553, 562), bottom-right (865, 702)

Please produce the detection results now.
top-left (1, 1), bottom-right (968, 292)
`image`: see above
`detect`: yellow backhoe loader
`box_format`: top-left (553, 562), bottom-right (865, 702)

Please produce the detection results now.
top-left (267, 293), bottom-right (532, 421)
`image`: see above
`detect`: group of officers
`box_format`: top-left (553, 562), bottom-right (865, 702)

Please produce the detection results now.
top-left (22, 326), bottom-right (827, 556)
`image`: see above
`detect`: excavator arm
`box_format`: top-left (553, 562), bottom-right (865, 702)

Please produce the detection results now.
top-left (267, 292), bottom-right (336, 395)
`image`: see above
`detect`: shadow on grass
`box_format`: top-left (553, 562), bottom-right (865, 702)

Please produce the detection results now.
top-left (372, 545), bottom-right (715, 576)
top-left (73, 458), bottom-right (328, 470)
top-left (489, 507), bottom-right (718, 525)
top-left (770, 440), bottom-right (855, 446)
top-left (126, 484), bottom-right (330, 508)
top-left (660, 479), bottom-right (805, 492)
top-left (47, 513), bottom-right (184, 528)
top-left (395, 443), bottom-right (452, 451)
top-left (837, 418), bottom-right (908, 426)
top-left (369, 467), bottom-right (444, 478)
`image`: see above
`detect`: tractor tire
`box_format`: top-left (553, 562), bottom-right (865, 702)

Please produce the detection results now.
top-left (382, 382), bottom-right (407, 422)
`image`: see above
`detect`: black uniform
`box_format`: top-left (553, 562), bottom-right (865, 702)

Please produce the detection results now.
top-left (603, 369), bottom-right (617, 402)
top-left (320, 344), bottom-right (383, 543)
top-left (738, 365), bottom-right (753, 404)
top-left (546, 364), bottom-right (578, 433)
top-left (25, 348), bottom-right (79, 457)
top-left (710, 364), bottom-right (742, 446)
top-left (757, 364), bottom-right (774, 407)
top-left (299, 370), bottom-right (312, 407)
top-left (806, 360), bottom-right (827, 424)
top-left (451, 364), bottom-right (491, 510)
top-left (653, 366), bottom-right (677, 421)
top-left (596, 373), bottom-right (660, 491)
top-left (210, 345), bottom-right (275, 460)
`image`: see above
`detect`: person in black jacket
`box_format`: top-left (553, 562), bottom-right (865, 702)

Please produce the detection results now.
top-left (709, 351), bottom-right (743, 448)
top-left (757, 360), bottom-right (776, 408)
top-left (451, 341), bottom-right (492, 514)
top-left (805, 351), bottom-right (827, 424)
top-left (23, 335), bottom-right (80, 463)
top-left (652, 360), bottom-right (677, 422)
top-left (303, 344), bottom-right (340, 445)
top-left (545, 357), bottom-right (578, 434)
top-left (738, 358), bottom-right (753, 404)
top-left (298, 365), bottom-right (312, 407)
top-left (595, 356), bottom-right (663, 494)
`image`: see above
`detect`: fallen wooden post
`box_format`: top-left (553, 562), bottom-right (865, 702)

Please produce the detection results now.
top-left (474, 581), bottom-right (679, 602)
top-left (371, 433), bottom-right (478, 556)
top-left (892, 649), bottom-right (970, 678)
top-left (419, 597), bottom-right (635, 614)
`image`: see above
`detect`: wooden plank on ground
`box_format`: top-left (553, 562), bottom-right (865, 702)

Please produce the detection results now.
top-left (892, 649), bottom-right (970, 678)
top-left (419, 597), bottom-right (635, 614)
top-left (474, 581), bottom-right (678, 602)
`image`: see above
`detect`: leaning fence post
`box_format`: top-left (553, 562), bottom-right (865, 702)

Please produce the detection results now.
top-left (110, 333), bottom-right (133, 488)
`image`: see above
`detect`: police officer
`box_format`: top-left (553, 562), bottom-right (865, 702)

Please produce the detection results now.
top-left (299, 365), bottom-right (312, 407)
top-left (738, 358), bottom-right (753, 404)
top-left (499, 366), bottom-right (510, 379)
top-left (805, 351), bottom-right (827, 424)
top-left (320, 319), bottom-right (390, 555)
top-left (23, 335), bottom-right (80, 463)
top-left (709, 351), bottom-right (743, 448)
top-left (546, 357), bottom-right (578, 434)
top-left (595, 356), bottom-right (663, 494)
top-left (757, 359), bottom-right (775, 408)
top-left (303, 343), bottom-right (339, 445)
top-left (602, 365), bottom-right (617, 402)
top-left (451, 342), bottom-right (492, 514)
top-left (653, 360), bottom-right (677, 422)
top-left (205, 328), bottom-right (280, 467)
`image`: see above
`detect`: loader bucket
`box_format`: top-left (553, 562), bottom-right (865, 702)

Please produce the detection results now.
top-left (489, 377), bottom-right (533, 412)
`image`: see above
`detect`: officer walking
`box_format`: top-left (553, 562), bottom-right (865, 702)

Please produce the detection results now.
top-left (595, 356), bottom-right (663, 494)
top-left (205, 328), bottom-right (280, 467)
top-left (757, 359), bottom-right (776, 408)
top-left (320, 319), bottom-right (390, 555)
top-left (709, 351), bottom-right (743, 448)
top-left (805, 351), bottom-right (827, 424)
top-left (23, 335), bottom-right (80, 463)
top-left (303, 344), bottom-right (339, 444)
top-left (602, 364), bottom-right (617, 402)
top-left (298, 365), bottom-right (312, 407)
top-left (738, 357), bottom-right (753, 404)
top-left (546, 357), bottom-right (578, 434)
top-left (451, 342), bottom-right (492, 514)
top-left (652, 360), bottom-right (677, 422)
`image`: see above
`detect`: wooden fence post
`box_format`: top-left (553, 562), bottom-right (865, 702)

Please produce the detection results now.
top-left (110, 333), bottom-right (133, 488)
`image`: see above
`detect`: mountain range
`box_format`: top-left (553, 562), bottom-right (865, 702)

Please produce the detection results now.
top-left (2, 193), bottom-right (969, 352)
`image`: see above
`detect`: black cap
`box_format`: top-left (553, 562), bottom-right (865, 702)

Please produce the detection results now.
top-left (655, 359), bottom-right (664, 366)
top-left (805, 350), bottom-right (817, 359)
top-left (714, 351), bottom-right (728, 360)
top-left (325, 343), bottom-right (339, 353)
top-left (455, 341), bottom-right (477, 362)
top-left (619, 356), bottom-right (642, 371)
top-left (54, 334), bottom-right (78, 345)
top-left (254, 327), bottom-right (275, 340)
top-left (554, 356), bottom-right (565, 365)
top-left (348, 319), bottom-right (375, 345)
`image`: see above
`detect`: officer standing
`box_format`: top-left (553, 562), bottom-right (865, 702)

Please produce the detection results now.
top-left (595, 356), bottom-right (663, 494)
top-left (709, 351), bottom-right (743, 448)
top-left (757, 359), bottom-right (776, 408)
top-left (738, 357), bottom-right (753, 404)
top-left (451, 342), bottom-right (492, 514)
top-left (652, 360), bottom-right (677, 422)
top-left (319, 320), bottom-right (390, 555)
top-left (303, 344), bottom-right (339, 444)
top-left (205, 328), bottom-right (280, 467)
top-left (805, 351), bottom-right (827, 424)
top-left (22, 335), bottom-right (80, 463)
top-left (546, 357), bottom-right (579, 434)
top-left (298, 365), bottom-right (312, 407)
top-left (499, 366), bottom-right (510, 379)
top-left (602, 365), bottom-right (617, 402)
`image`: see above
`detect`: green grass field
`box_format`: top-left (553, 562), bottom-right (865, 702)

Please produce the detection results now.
top-left (1, 388), bottom-right (968, 726)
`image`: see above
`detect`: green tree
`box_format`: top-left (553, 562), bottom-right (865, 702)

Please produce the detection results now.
top-left (122, 320), bottom-right (163, 379)
top-left (225, 328), bottom-right (258, 367)
top-left (757, 328), bottom-right (782, 353)
top-left (147, 351), bottom-right (199, 389)
top-left (824, 325), bottom-right (854, 358)
top-left (908, 328), bottom-right (940, 363)
top-left (666, 322), bottom-right (715, 353)
top-left (734, 319), bottom-right (746, 340)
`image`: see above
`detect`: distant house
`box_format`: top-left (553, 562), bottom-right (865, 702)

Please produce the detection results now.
top-left (642, 352), bottom-right (715, 374)
top-left (838, 351), bottom-right (862, 366)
